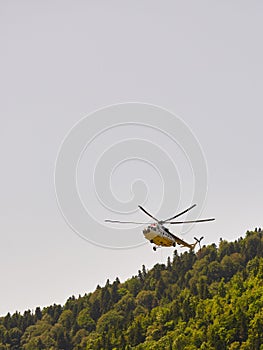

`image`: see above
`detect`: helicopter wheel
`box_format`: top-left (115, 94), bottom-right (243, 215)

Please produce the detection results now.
top-left (173, 242), bottom-right (176, 247)
top-left (153, 246), bottom-right (157, 251)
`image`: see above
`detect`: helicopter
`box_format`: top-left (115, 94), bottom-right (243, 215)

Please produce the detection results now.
top-left (105, 204), bottom-right (215, 251)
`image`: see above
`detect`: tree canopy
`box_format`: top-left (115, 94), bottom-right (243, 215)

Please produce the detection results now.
top-left (1, 229), bottom-right (263, 349)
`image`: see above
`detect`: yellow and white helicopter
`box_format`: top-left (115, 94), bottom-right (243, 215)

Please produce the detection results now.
top-left (105, 204), bottom-right (215, 251)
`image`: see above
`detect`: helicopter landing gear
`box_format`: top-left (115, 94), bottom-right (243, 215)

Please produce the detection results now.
top-left (153, 246), bottom-right (161, 251)
top-left (173, 242), bottom-right (176, 247)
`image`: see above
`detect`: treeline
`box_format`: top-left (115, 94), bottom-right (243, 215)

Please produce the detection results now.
top-left (1, 229), bottom-right (263, 349)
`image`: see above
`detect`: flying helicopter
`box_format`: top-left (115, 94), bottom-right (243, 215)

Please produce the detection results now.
top-left (105, 204), bottom-right (215, 251)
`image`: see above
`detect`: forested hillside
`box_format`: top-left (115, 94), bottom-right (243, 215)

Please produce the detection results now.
top-left (1, 229), bottom-right (263, 350)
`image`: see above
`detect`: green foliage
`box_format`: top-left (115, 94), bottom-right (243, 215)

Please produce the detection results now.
top-left (0, 230), bottom-right (263, 349)
top-left (76, 308), bottom-right (95, 332)
top-left (136, 290), bottom-right (157, 310)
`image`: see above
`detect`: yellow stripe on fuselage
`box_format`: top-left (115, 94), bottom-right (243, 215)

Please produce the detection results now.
top-left (151, 236), bottom-right (173, 247)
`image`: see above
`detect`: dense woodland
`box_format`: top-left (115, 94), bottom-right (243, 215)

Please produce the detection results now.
top-left (1, 229), bottom-right (263, 349)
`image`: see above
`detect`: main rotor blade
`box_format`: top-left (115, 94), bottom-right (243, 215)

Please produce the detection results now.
top-left (163, 204), bottom-right (197, 222)
top-left (168, 218), bottom-right (215, 224)
top-left (105, 220), bottom-right (152, 224)
top-left (138, 205), bottom-right (159, 222)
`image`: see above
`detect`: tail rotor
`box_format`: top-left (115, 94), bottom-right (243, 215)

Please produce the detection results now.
top-left (194, 236), bottom-right (204, 250)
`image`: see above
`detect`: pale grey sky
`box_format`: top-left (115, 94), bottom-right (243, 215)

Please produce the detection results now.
top-left (1, 1), bottom-right (262, 315)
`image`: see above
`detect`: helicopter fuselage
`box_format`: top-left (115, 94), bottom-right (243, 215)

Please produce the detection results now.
top-left (143, 224), bottom-right (175, 247)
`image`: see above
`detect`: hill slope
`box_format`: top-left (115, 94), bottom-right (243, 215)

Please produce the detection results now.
top-left (1, 229), bottom-right (263, 350)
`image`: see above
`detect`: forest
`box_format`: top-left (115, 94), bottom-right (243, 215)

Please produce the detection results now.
top-left (0, 229), bottom-right (263, 350)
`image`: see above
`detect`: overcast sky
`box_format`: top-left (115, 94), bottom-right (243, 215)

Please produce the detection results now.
top-left (1, 1), bottom-right (262, 316)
